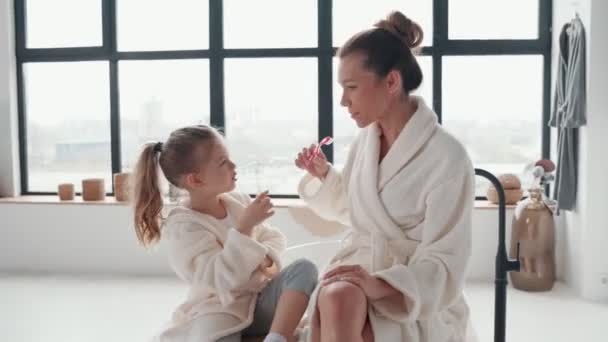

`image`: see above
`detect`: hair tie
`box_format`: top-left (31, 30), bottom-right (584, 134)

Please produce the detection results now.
top-left (153, 142), bottom-right (163, 153)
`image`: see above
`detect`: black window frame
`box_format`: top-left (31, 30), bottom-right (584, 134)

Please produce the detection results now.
top-left (14, 0), bottom-right (552, 199)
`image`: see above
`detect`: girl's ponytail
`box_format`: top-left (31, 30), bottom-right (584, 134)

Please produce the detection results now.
top-left (132, 142), bottom-right (164, 246)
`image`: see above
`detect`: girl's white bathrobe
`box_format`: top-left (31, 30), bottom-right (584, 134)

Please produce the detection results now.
top-left (154, 191), bottom-right (286, 342)
top-left (298, 96), bottom-right (476, 342)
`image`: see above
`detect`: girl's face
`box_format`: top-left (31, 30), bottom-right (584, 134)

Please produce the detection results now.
top-left (187, 140), bottom-right (237, 195)
top-left (338, 52), bottom-right (400, 128)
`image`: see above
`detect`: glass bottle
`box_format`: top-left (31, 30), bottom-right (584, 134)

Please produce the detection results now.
top-left (509, 187), bottom-right (556, 291)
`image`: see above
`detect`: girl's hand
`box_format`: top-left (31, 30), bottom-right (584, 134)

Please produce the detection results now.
top-left (320, 264), bottom-right (399, 301)
top-left (237, 191), bottom-right (274, 235)
top-left (261, 255), bottom-right (273, 268)
top-left (258, 255), bottom-right (278, 278)
top-left (295, 144), bottom-right (330, 179)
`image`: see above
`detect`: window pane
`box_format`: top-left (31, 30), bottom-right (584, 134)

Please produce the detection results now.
top-left (449, 0), bottom-right (539, 39)
top-left (332, 56), bottom-right (432, 168)
top-left (224, 0), bottom-right (317, 48)
top-left (119, 59), bottom-right (210, 171)
top-left (26, 0), bottom-right (102, 48)
top-left (333, 0), bottom-right (433, 48)
top-left (24, 62), bottom-right (111, 192)
top-left (225, 58), bottom-right (317, 195)
top-left (117, 0), bottom-right (208, 51)
top-left (442, 56), bottom-right (543, 195)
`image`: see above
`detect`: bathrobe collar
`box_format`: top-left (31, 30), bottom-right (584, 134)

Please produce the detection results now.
top-left (375, 96), bottom-right (438, 192)
top-left (172, 192), bottom-right (247, 230)
top-left (349, 96), bottom-right (438, 244)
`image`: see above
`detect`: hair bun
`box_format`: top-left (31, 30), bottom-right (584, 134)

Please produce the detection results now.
top-left (375, 11), bottom-right (423, 49)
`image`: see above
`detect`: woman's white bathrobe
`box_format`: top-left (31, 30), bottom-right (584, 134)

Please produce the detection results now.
top-left (298, 96), bottom-right (476, 342)
top-left (154, 191), bottom-right (286, 342)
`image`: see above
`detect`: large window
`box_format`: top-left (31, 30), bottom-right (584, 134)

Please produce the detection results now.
top-left (15, 0), bottom-right (552, 197)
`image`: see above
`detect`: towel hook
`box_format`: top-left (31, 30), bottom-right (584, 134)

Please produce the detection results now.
top-left (570, 1), bottom-right (581, 17)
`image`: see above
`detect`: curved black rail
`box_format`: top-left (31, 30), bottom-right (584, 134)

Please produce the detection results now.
top-left (474, 168), bottom-right (521, 342)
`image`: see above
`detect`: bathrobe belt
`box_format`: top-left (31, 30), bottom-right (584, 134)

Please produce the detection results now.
top-left (347, 232), bottom-right (419, 272)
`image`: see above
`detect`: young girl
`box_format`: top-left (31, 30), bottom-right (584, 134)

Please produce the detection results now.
top-left (132, 125), bottom-right (318, 342)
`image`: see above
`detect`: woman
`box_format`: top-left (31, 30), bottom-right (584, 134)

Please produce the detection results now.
top-left (295, 11), bottom-right (476, 342)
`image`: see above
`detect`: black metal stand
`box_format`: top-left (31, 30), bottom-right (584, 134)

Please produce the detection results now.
top-left (474, 168), bottom-right (521, 342)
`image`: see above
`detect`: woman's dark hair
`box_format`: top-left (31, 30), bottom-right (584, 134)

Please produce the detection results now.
top-left (338, 11), bottom-right (424, 94)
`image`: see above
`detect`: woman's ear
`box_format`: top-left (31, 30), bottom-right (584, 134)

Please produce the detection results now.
top-left (386, 69), bottom-right (403, 95)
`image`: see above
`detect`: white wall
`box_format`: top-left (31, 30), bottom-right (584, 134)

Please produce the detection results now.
top-left (553, 0), bottom-right (608, 301)
top-left (0, 0), bottom-right (20, 197)
top-left (0, 200), bottom-right (538, 283)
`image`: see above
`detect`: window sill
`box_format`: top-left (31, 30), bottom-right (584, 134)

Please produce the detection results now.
top-left (0, 195), bottom-right (128, 206)
top-left (0, 195), bottom-right (516, 209)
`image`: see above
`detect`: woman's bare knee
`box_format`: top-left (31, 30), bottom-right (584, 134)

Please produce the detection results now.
top-left (318, 281), bottom-right (367, 318)
top-left (317, 282), bottom-right (369, 341)
top-left (319, 281), bottom-right (365, 304)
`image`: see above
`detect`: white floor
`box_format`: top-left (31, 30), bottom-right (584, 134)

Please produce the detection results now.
top-left (0, 275), bottom-right (606, 342)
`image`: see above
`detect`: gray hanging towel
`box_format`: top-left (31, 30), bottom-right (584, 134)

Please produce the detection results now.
top-left (549, 16), bottom-right (586, 211)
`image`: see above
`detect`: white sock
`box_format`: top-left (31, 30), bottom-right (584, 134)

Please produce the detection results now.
top-left (263, 332), bottom-right (287, 342)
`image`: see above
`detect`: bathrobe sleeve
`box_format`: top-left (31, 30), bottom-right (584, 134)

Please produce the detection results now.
top-left (236, 192), bottom-right (287, 270)
top-left (254, 224), bottom-right (286, 270)
top-left (166, 220), bottom-right (269, 305)
top-left (371, 166), bottom-right (474, 322)
top-left (297, 167), bottom-right (350, 225)
top-left (297, 137), bottom-right (360, 226)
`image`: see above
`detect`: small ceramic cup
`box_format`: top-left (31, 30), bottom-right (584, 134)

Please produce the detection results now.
top-left (58, 183), bottom-right (75, 201)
